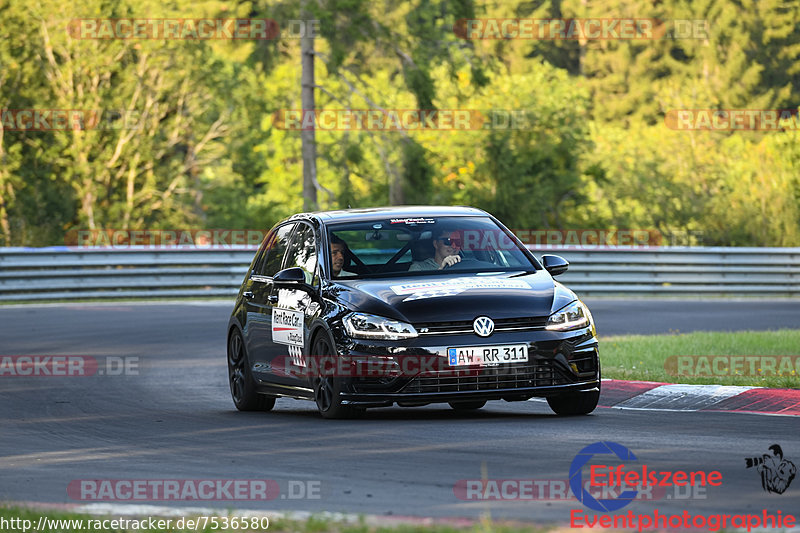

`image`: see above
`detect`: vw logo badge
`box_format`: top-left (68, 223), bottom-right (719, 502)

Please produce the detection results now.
top-left (473, 316), bottom-right (495, 337)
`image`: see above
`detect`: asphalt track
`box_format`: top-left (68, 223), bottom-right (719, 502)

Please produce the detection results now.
top-left (0, 300), bottom-right (798, 524)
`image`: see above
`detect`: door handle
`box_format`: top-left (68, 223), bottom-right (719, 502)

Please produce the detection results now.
top-left (268, 294), bottom-right (279, 304)
top-left (243, 291), bottom-right (254, 300)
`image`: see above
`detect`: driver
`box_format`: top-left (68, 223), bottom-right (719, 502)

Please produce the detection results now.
top-left (409, 230), bottom-right (462, 271)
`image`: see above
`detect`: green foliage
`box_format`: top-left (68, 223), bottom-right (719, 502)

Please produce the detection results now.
top-left (1, 0), bottom-right (799, 245)
top-left (400, 137), bottom-right (434, 203)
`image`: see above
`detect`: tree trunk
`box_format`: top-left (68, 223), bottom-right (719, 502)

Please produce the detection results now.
top-left (0, 126), bottom-right (11, 246)
top-left (578, 0), bottom-right (587, 77)
top-left (301, 4), bottom-right (318, 212)
top-left (389, 170), bottom-right (404, 205)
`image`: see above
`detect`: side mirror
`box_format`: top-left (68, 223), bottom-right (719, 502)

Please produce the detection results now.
top-left (273, 267), bottom-right (307, 285)
top-left (541, 254), bottom-right (569, 276)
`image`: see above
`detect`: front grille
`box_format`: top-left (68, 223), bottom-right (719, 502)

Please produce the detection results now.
top-left (415, 316), bottom-right (548, 335)
top-left (401, 359), bottom-right (571, 394)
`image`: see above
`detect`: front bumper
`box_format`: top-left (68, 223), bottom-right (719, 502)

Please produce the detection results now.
top-left (341, 382), bottom-right (600, 407)
top-left (330, 324), bottom-right (600, 407)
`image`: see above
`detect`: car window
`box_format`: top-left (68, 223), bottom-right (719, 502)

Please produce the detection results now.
top-left (259, 223), bottom-right (296, 277)
top-left (284, 223), bottom-right (318, 285)
top-left (327, 216), bottom-right (538, 278)
top-left (251, 231), bottom-right (275, 276)
top-left (331, 230), bottom-right (413, 266)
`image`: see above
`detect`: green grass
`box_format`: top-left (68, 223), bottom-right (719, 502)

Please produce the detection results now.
top-left (0, 506), bottom-right (550, 533)
top-left (600, 329), bottom-right (800, 388)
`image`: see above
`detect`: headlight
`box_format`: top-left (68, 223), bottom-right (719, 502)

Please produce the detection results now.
top-left (343, 313), bottom-right (418, 340)
top-left (546, 300), bottom-right (592, 331)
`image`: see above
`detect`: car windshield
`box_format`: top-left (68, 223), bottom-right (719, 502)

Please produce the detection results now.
top-left (327, 216), bottom-right (538, 278)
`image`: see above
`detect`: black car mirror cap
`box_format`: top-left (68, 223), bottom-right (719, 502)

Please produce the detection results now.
top-left (541, 254), bottom-right (569, 276)
top-left (273, 267), bottom-right (309, 286)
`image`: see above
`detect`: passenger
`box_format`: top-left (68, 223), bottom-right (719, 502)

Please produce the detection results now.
top-left (409, 230), bottom-right (462, 271)
top-left (330, 236), bottom-right (356, 277)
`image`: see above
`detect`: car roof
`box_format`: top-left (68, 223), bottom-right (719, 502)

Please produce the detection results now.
top-left (288, 205), bottom-right (489, 225)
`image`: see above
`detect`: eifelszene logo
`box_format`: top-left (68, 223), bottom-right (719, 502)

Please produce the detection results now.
top-left (569, 441), bottom-right (723, 512)
top-left (570, 441), bottom-right (638, 512)
top-left (745, 445), bottom-right (796, 494)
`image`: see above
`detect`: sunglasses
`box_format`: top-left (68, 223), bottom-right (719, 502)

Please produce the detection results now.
top-left (437, 237), bottom-right (462, 247)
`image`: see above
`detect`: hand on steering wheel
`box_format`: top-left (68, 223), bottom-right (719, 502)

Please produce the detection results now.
top-left (439, 254), bottom-right (462, 269)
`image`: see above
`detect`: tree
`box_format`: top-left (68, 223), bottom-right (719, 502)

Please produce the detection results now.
top-left (300, 0), bottom-right (318, 211)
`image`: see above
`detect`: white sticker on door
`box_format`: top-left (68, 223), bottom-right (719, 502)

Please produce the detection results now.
top-left (272, 308), bottom-right (304, 347)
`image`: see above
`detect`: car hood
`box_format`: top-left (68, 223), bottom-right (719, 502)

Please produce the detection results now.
top-left (326, 270), bottom-right (576, 323)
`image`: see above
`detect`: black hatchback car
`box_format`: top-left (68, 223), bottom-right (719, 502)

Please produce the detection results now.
top-left (227, 206), bottom-right (600, 418)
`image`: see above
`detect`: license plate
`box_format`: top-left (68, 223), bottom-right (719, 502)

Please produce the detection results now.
top-left (447, 344), bottom-right (528, 366)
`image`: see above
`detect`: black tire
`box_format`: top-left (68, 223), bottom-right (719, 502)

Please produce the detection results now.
top-left (448, 400), bottom-right (486, 410)
top-left (310, 332), bottom-right (362, 419)
top-left (546, 388), bottom-right (600, 416)
top-left (228, 329), bottom-right (276, 411)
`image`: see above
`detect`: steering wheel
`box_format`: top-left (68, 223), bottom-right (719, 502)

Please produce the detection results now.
top-left (442, 257), bottom-right (489, 269)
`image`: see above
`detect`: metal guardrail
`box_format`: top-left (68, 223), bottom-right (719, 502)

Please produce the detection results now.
top-left (0, 247), bottom-right (256, 302)
top-left (531, 247), bottom-right (800, 295)
top-left (1, 246), bottom-right (799, 301)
